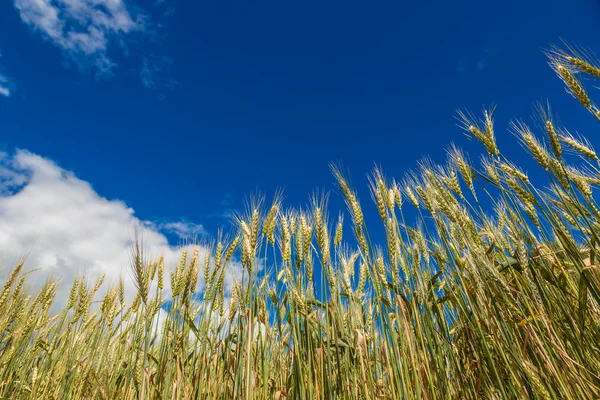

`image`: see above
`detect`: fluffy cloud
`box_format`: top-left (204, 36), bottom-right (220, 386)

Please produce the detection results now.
top-left (0, 150), bottom-right (239, 309)
top-left (12, 0), bottom-right (145, 74)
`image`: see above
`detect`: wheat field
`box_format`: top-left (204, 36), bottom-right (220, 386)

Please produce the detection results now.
top-left (1, 45), bottom-right (600, 399)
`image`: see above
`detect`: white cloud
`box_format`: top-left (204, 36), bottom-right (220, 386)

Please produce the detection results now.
top-left (0, 74), bottom-right (12, 97)
top-left (158, 221), bottom-right (207, 240)
top-left (0, 50), bottom-right (12, 97)
top-left (0, 150), bottom-right (240, 309)
top-left (12, 0), bottom-right (145, 74)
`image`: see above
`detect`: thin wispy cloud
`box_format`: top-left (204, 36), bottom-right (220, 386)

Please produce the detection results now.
top-left (140, 58), bottom-right (155, 88)
top-left (154, 0), bottom-right (176, 18)
top-left (203, 209), bottom-right (236, 220)
top-left (139, 56), bottom-right (179, 93)
top-left (157, 221), bottom-right (207, 240)
top-left (200, 194), bottom-right (237, 220)
top-left (0, 50), bottom-right (13, 97)
top-left (476, 54), bottom-right (488, 71)
top-left (0, 76), bottom-right (10, 97)
top-left (457, 47), bottom-right (494, 76)
top-left (12, 0), bottom-right (146, 75)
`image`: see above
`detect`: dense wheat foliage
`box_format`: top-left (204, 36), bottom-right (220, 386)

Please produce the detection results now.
top-left (2, 46), bottom-right (600, 399)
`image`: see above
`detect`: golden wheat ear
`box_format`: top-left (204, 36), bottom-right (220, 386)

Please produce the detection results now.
top-left (547, 46), bottom-right (600, 123)
top-left (559, 130), bottom-right (598, 160)
top-left (458, 108), bottom-right (499, 156)
top-left (552, 43), bottom-right (600, 79)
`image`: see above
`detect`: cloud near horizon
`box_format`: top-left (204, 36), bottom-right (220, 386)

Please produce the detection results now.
top-left (0, 150), bottom-right (238, 309)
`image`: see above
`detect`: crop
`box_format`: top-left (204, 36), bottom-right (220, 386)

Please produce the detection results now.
top-left (1, 45), bottom-right (600, 399)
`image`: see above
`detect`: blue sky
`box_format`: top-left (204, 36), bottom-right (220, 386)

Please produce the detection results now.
top-left (1, 0), bottom-right (600, 302)
top-left (2, 0), bottom-right (600, 226)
